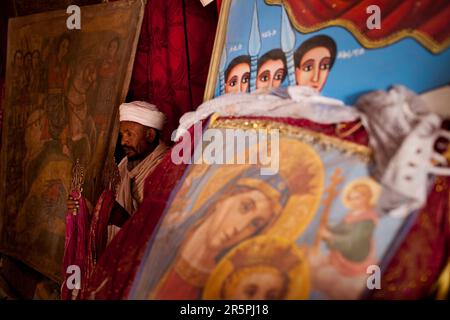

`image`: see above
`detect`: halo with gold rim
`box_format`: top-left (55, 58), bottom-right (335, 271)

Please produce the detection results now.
top-left (203, 236), bottom-right (310, 300)
top-left (341, 177), bottom-right (381, 208)
top-left (163, 136), bottom-right (325, 242)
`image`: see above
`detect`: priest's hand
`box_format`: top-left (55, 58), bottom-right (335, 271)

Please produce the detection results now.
top-left (67, 195), bottom-right (80, 214)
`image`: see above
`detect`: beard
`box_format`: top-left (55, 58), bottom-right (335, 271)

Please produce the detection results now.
top-left (123, 135), bottom-right (158, 163)
top-left (123, 146), bottom-right (150, 164)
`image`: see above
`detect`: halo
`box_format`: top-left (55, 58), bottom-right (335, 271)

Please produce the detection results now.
top-left (341, 177), bottom-right (381, 208)
top-left (203, 236), bottom-right (310, 300)
top-left (161, 136), bottom-right (324, 241)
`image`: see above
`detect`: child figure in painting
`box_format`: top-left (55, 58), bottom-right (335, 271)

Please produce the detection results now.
top-left (151, 173), bottom-right (287, 299)
top-left (321, 182), bottom-right (379, 275)
top-left (222, 265), bottom-right (289, 300)
top-left (203, 237), bottom-right (309, 300)
top-left (309, 178), bottom-right (380, 299)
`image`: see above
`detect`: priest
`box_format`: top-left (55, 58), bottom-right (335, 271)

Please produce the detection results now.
top-left (68, 100), bottom-right (169, 220)
top-left (62, 101), bottom-right (169, 299)
top-left (114, 101), bottom-right (169, 216)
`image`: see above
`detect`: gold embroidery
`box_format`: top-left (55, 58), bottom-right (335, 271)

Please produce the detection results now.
top-left (336, 121), bottom-right (363, 139)
top-left (209, 117), bottom-right (372, 161)
top-left (70, 159), bottom-right (85, 216)
top-left (432, 260), bottom-right (450, 300)
top-left (174, 256), bottom-right (210, 287)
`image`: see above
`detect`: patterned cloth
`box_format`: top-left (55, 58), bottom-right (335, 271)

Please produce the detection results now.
top-left (128, 0), bottom-right (217, 142)
top-left (116, 142), bottom-right (169, 215)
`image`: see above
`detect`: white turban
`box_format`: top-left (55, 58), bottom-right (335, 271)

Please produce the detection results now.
top-left (119, 101), bottom-right (166, 130)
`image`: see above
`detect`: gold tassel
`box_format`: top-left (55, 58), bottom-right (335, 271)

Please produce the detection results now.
top-left (209, 112), bottom-right (220, 126)
top-left (432, 260), bottom-right (450, 300)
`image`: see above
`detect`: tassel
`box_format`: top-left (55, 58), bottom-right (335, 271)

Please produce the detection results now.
top-left (61, 159), bottom-right (89, 300)
top-left (433, 261), bottom-right (450, 300)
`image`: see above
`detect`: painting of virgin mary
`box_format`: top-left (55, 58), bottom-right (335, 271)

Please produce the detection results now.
top-left (129, 138), bottom-right (324, 299)
top-left (147, 167), bottom-right (290, 299)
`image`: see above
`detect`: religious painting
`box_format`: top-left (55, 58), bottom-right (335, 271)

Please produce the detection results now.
top-left (204, 0), bottom-right (450, 104)
top-left (127, 119), bottom-right (414, 299)
top-left (0, 0), bottom-right (145, 281)
top-left (9, 0), bottom-right (102, 16)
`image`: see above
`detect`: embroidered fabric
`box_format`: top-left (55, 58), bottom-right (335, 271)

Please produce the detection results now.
top-left (173, 86), bottom-right (359, 141)
top-left (174, 85), bottom-right (449, 217)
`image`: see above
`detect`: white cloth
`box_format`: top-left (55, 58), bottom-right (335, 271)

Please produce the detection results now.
top-left (173, 86), bottom-right (359, 141)
top-left (119, 101), bottom-right (166, 130)
top-left (175, 84), bottom-right (450, 218)
top-left (356, 85), bottom-right (450, 217)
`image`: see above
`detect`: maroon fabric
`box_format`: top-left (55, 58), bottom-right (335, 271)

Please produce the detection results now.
top-left (368, 176), bottom-right (450, 300)
top-left (81, 116), bottom-right (369, 299)
top-left (128, 0), bottom-right (218, 143)
top-left (216, 0), bottom-right (221, 13)
top-left (85, 190), bottom-right (115, 284)
top-left (81, 147), bottom-right (189, 300)
top-left (283, 0), bottom-right (450, 51)
top-left (61, 191), bottom-right (89, 300)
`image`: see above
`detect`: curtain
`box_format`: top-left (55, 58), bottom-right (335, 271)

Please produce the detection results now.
top-left (128, 0), bottom-right (218, 142)
top-left (281, 0), bottom-right (450, 53)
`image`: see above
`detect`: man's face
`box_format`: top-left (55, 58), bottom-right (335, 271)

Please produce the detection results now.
top-left (24, 55), bottom-right (32, 68)
top-left (256, 59), bottom-right (286, 90)
top-left (225, 63), bottom-right (250, 94)
top-left (108, 40), bottom-right (119, 57)
top-left (14, 52), bottom-right (23, 66)
top-left (295, 46), bottom-right (332, 92)
top-left (25, 115), bottom-right (43, 150)
top-left (32, 52), bottom-right (40, 68)
top-left (119, 121), bottom-right (155, 160)
top-left (58, 39), bottom-right (69, 59)
top-left (83, 63), bottom-right (97, 84)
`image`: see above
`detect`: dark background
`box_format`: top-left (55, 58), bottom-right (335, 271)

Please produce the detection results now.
top-left (0, 0), bottom-right (218, 299)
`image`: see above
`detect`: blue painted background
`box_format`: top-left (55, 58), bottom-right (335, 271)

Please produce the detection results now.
top-left (214, 0), bottom-right (450, 104)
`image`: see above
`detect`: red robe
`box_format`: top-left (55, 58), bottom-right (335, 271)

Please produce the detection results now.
top-left (154, 268), bottom-right (202, 300)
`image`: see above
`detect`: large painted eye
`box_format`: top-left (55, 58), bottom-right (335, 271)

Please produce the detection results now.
top-left (244, 284), bottom-right (258, 298)
top-left (250, 217), bottom-right (265, 229)
top-left (302, 63), bottom-right (313, 72)
top-left (259, 70), bottom-right (270, 82)
top-left (228, 75), bottom-right (238, 87)
top-left (319, 57), bottom-right (331, 70)
top-left (241, 72), bottom-right (250, 84)
top-left (274, 69), bottom-right (285, 81)
top-left (240, 198), bottom-right (256, 213)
